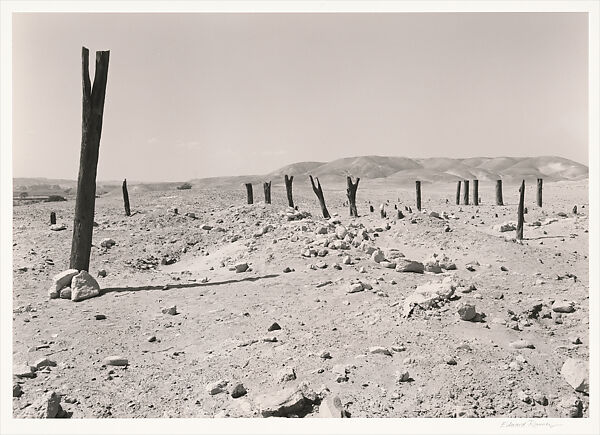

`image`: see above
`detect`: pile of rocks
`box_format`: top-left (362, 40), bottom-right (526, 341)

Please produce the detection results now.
top-left (48, 269), bottom-right (101, 302)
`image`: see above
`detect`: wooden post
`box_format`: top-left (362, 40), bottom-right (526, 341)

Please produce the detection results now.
top-left (70, 47), bottom-right (110, 272)
top-left (50, 212), bottom-right (56, 225)
top-left (245, 183), bottom-right (253, 204)
top-left (473, 179), bottom-right (479, 206)
top-left (496, 180), bottom-right (504, 205)
top-left (284, 175), bottom-right (294, 208)
top-left (415, 181), bottom-right (421, 211)
top-left (455, 181), bottom-right (461, 205)
top-left (537, 178), bottom-right (543, 207)
top-left (346, 176), bottom-right (360, 217)
top-left (463, 180), bottom-right (469, 205)
top-left (263, 181), bottom-right (271, 204)
top-left (122, 178), bottom-right (131, 216)
top-left (370, 205), bottom-right (374, 213)
top-left (517, 180), bottom-right (525, 240)
top-left (309, 175), bottom-right (330, 219)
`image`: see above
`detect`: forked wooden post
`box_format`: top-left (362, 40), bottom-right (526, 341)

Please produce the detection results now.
top-left (50, 212), bottom-right (56, 225)
top-left (455, 181), bottom-right (461, 205)
top-left (415, 180), bottom-right (421, 211)
top-left (517, 180), bottom-right (525, 240)
top-left (284, 175), bottom-right (294, 208)
top-left (263, 181), bottom-right (272, 204)
top-left (496, 180), bottom-right (504, 205)
top-left (245, 183), bottom-right (253, 204)
top-left (70, 47), bottom-right (110, 272)
top-left (309, 175), bottom-right (330, 218)
top-left (346, 176), bottom-right (360, 217)
top-left (537, 178), bottom-right (543, 207)
top-left (122, 178), bottom-right (131, 216)
top-left (473, 179), bottom-right (479, 206)
top-left (463, 180), bottom-right (469, 205)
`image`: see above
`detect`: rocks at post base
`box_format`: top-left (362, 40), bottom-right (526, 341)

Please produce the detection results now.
top-left (71, 271), bottom-right (101, 302)
top-left (48, 269), bottom-right (78, 299)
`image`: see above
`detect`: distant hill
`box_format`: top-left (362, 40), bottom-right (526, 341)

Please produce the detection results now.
top-left (14, 156), bottom-right (588, 195)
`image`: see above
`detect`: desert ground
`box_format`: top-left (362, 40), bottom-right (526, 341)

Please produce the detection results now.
top-left (12, 178), bottom-right (589, 418)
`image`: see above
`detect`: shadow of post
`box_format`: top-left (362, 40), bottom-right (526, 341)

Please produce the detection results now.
top-left (100, 274), bottom-right (280, 297)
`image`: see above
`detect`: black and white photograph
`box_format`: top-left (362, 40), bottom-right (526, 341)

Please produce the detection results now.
top-left (1, 1), bottom-right (598, 434)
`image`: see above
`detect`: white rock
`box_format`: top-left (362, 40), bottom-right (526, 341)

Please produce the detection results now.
top-left (206, 379), bottom-right (229, 395)
top-left (347, 282), bottom-right (364, 294)
top-left (371, 250), bottom-right (385, 263)
top-left (395, 259), bottom-right (425, 273)
top-left (335, 225), bottom-right (348, 239)
top-left (369, 346), bottom-right (392, 356)
top-left (48, 269), bottom-right (79, 298)
top-left (552, 300), bottom-right (575, 313)
top-left (59, 287), bottom-right (72, 299)
top-left (561, 358), bottom-right (588, 393)
top-left (102, 355), bottom-right (128, 366)
top-left (71, 271), bottom-right (101, 302)
top-left (49, 224), bottom-right (66, 231)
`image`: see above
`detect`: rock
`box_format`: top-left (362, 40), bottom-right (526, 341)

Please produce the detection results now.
top-left (231, 383), bottom-right (247, 398)
top-left (552, 300), bottom-right (575, 313)
top-left (70, 271), bottom-right (101, 302)
top-left (206, 379), bottom-right (228, 395)
top-left (444, 356), bottom-right (457, 365)
top-left (517, 391), bottom-right (531, 403)
top-left (94, 314), bottom-right (106, 320)
top-left (560, 396), bottom-right (583, 417)
top-left (255, 383), bottom-right (319, 417)
top-left (395, 259), bottom-right (424, 273)
top-left (561, 358), bottom-right (588, 393)
top-left (162, 305), bottom-right (178, 315)
top-left (369, 346), bottom-right (392, 356)
top-left (495, 222), bottom-right (516, 232)
top-left (268, 322), bottom-right (281, 331)
top-left (201, 224), bottom-right (213, 231)
top-left (429, 211), bottom-right (440, 218)
top-left (19, 391), bottom-right (62, 418)
top-left (13, 383), bottom-right (23, 397)
top-left (509, 340), bottom-right (534, 349)
top-left (235, 263), bottom-right (249, 273)
top-left (458, 303), bottom-right (477, 321)
top-left (332, 364), bottom-right (350, 382)
top-left (100, 238), bottom-right (116, 248)
top-left (282, 267), bottom-right (294, 273)
top-left (185, 212), bottom-right (196, 219)
top-left (34, 358), bottom-right (57, 369)
top-left (318, 396), bottom-right (348, 418)
top-left (342, 255), bottom-right (352, 265)
top-left (49, 224), bottom-right (66, 231)
top-left (59, 287), bottom-right (72, 299)
top-left (396, 369), bottom-right (410, 382)
top-left (48, 269), bottom-right (79, 299)
top-left (533, 393), bottom-right (548, 406)
top-left (402, 281), bottom-right (455, 317)
top-left (147, 335), bottom-right (157, 343)
top-left (380, 261), bottom-right (396, 269)
top-left (278, 367), bottom-right (297, 382)
top-left (335, 225), bottom-right (347, 239)
top-left (102, 355), bottom-right (128, 366)
top-left (509, 361), bottom-right (523, 371)
top-left (347, 282), bottom-right (364, 294)
top-left (319, 350), bottom-right (332, 359)
top-left (316, 226), bottom-right (328, 235)
top-left (14, 365), bottom-right (36, 378)
top-left (371, 250), bottom-right (385, 263)
top-left (97, 269), bottom-right (107, 278)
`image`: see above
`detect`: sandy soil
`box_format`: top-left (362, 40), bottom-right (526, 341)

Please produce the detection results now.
top-left (12, 179), bottom-right (589, 418)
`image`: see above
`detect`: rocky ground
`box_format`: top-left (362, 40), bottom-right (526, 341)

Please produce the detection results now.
top-left (11, 179), bottom-right (590, 418)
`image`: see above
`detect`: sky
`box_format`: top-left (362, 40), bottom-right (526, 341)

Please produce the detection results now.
top-left (12, 12), bottom-right (589, 182)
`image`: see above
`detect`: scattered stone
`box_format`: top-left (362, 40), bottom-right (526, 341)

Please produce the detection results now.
top-left (13, 383), bottom-right (23, 397)
top-left (347, 282), bottom-right (364, 294)
top-left (14, 365), bottom-right (36, 378)
top-left (268, 322), bottom-right (281, 331)
top-left (396, 369), bottom-right (410, 382)
top-left (333, 364), bottom-right (350, 382)
top-left (100, 238), bottom-right (116, 248)
top-left (34, 358), bottom-right (57, 369)
top-left (561, 358), bottom-right (588, 393)
top-left (278, 367), bottom-right (297, 382)
top-left (18, 391), bottom-right (62, 418)
top-left (517, 391), bottom-right (531, 404)
top-left (231, 383), bottom-right (247, 398)
top-left (552, 300), bottom-right (575, 313)
top-left (283, 267), bottom-right (294, 273)
top-left (70, 271), bottom-right (101, 302)
top-left (444, 356), bottom-right (457, 365)
top-left (94, 314), bottom-right (106, 320)
top-left (318, 396), bottom-right (349, 418)
top-left (533, 393), bottom-right (548, 406)
top-left (59, 287), bottom-right (72, 299)
top-left (395, 259), bottom-right (425, 273)
top-left (147, 335), bottom-right (157, 343)
top-left (509, 340), bottom-right (534, 349)
top-left (49, 224), bottom-right (66, 231)
top-left (97, 269), bottom-right (107, 278)
top-left (319, 351), bottom-right (332, 359)
top-left (457, 303), bottom-right (477, 321)
top-left (560, 396), bottom-right (583, 418)
top-left (371, 250), bottom-right (385, 263)
top-left (509, 361), bottom-right (523, 371)
top-left (369, 346), bottom-right (392, 356)
top-left (162, 306), bottom-right (178, 315)
top-left (254, 383), bottom-right (319, 418)
top-left (206, 379), bottom-right (228, 395)
top-left (402, 281), bottom-right (455, 317)
top-left (102, 356), bottom-right (128, 366)
top-left (235, 263), bottom-right (249, 273)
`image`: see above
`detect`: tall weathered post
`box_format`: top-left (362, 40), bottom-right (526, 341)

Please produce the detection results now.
top-left (309, 175), bottom-right (330, 219)
top-left (50, 212), bottom-right (56, 225)
top-left (496, 180), bottom-right (504, 205)
top-left (70, 47), bottom-right (110, 272)
top-left (284, 175), bottom-right (294, 208)
top-left (463, 180), bottom-right (469, 205)
top-left (122, 178), bottom-right (131, 216)
top-left (415, 181), bottom-right (421, 211)
top-left (537, 178), bottom-right (543, 207)
top-left (473, 179), bottom-right (479, 206)
top-left (517, 180), bottom-right (525, 240)
top-left (263, 181), bottom-right (272, 204)
top-left (346, 176), bottom-right (360, 217)
top-left (245, 183), bottom-right (253, 204)
top-left (455, 181), bottom-right (461, 205)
